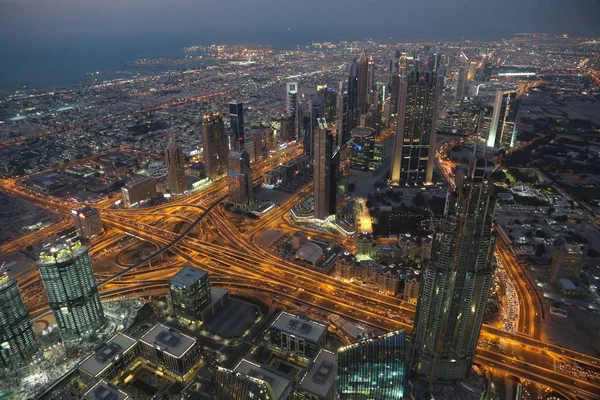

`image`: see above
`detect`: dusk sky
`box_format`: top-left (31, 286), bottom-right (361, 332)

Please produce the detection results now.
top-left (1, 0), bottom-right (599, 43)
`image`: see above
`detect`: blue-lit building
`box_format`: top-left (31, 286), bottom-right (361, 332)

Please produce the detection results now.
top-left (349, 127), bottom-right (375, 171)
top-left (229, 100), bottom-right (245, 151)
top-left (337, 330), bottom-right (407, 399)
top-left (169, 266), bottom-right (212, 322)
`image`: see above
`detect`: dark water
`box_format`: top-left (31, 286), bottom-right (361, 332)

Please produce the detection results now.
top-left (0, 31), bottom-right (338, 92)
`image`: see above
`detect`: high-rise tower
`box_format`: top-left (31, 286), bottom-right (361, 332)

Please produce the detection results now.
top-left (0, 269), bottom-right (38, 366)
top-left (485, 89), bottom-right (519, 149)
top-left (357, 50), bottom-right (369, 114)
top-left (202, 112), bottom-right (229, 181)
top-left (229, 100), bottom-right (245, 151)
top-left (390, 70), bottom-right (439, 186)
top-left (347, 61), bottom-right (359, 134)
top-left (227, 149), bottom-right (253, 208)
top-left (37, 240), bottom-right (105, 339)
top-left (313, 119), bottom-right (339, 220)
top-left (165, 135), bottom-right (187, 194)
top-left (336, 81), bottom-right (350, 148)
top-left (412, 153), bottom-right (496, 384)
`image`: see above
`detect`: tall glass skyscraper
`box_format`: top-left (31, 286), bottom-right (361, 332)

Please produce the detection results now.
top-left (202, 112), bottom-right (229, 181)
top-left (337, 329), bottom-right (407, 399)
top-left (229, 100), bottom-right (245, 151)
top-left (37, 240), bottom-right (105, 339)
top-left (390, 69), bottom-right (439, 186)
top-left (412, 153), bottom-right (496, 383)
top-left (0, 271), bottom-right (38, 366)
top-left (165, 135), bottom-right (187, 195)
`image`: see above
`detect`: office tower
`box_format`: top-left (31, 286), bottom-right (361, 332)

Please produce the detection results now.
top-left (121, 176), bottom-right (157, 208)
top-left (279, 115), bottom-right (295, 143)
top-left (37, 240), bottom-right (105, 338)
top-left (367, 57), bottom-right (376, 108)
top-left (0, 270), bottom-right (38, 366)
top-left (266, 311), bottom-right (327, 361)
top-left (357, 50), bottom-right (369, 114)
top-left (412, 153), bottom-right (496, 383)
top-left (139, 324), bottom-right (201, 379)
top-left (84, 381), bottom-right (132, 400)
top-left (467, 61), bottom-right (477, 80)
top-left (228, 149), bottom-right (253, 208)
top-left (202, 112), bottom-right (229, 181)
top-left (169, 266), bottom-right (212, 322)
top-left (286, 82), bottom-right (299, 116)
top-left (456, 67), bottom-right (467, 99)
top-left (313, 119), bottom-right (339, 220)
top-left (485, 89), bottom-right (519, 149)
top-left (229, 100), bottom-right (245, 151)
top-left (349, 127), bottom-right (376, 171)
top-left (549, 245), bottom-right (583, 283)
top-left (390, 70), bottom-right (439, 186)
top-left (347, 60), bottom-right (359, 133)
top-left (321, 86), bottom-right (337, 123)
top-left (213, 367), bottom-right (277, 400)
top-left (337, 330), bottom-right (408, 399)
top-left (336, 81), bottom-right (350, 147)
top-left (301, 100), bottom-right (323, 159)
top-left (72, 205), bottom-right (102, 240)
top-left (78, 333), bottom-right (138, 385)
top-left (165, 136), bottom-right (187, 194)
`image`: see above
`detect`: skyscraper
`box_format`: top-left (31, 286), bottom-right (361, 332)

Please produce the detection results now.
top-left (72, 205), bottom-right (102, 240)
top-left (347, 61), bottom-right (359, 134)
top-left (229, 100), bottom-right (245, 151)
top-left (301, 100), bottom-right (323, 159)
top-left (169, 265), bottom-right (212, 322)
top-left (212, 367), bottom-right (276, 400)
top-left (390, 70), bottom-right (439, 186)
top-left (456, 67), bottom-right (467, 99)
top-left (337, 330), bottom-right (408, 399)
top-left (202, 112), bottom-right (229, 181)
top-left (320, 86), bottom-right (337, 123)
top-left (357, 50), bottom-right (369, 114)
top-left (286, 82), bottom-right (299, 116)
top-left (0, 269), bottom-right (38, 367)
top-left (313, 119), bottom-right (339, 221)
top-left (336, 81), bottom-right (350, 148)
top-left (485, 89), bottom-right (519, 149)
top-left (165, 136), bottom-right (186, 194)
top-left (37, 240), bottom-right (105, 339)
top-left (412, 153), bottom-right (496, 383)
top-left (228, 149), bottom-right (253, 208)
top-left (467, 61), bottom-right (477, 80)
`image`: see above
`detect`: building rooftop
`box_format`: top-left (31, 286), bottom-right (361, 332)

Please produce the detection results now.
top-left (270, 311), bottom-right (327, 343)
top-left (140, 324), bottom-right (196, 359)
top-left (234, 359), bottom-right (292, 400)
top-left (78, 333), bottom-right (137, 378)
top-left (296, 349), bottom-right (336, 398)
top-left (169, 265), bottom-right (208, 289)
top-left (84, 380), bottom-right (131, 400)
top-left (295, 242), bottom-right (323, 264)
top-left (37, 240), bottom-right (87, 266)
top-left (124, 175), bottom-right (155, 188)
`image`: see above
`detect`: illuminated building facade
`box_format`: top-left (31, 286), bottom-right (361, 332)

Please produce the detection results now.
top-left (0, 270), bottom-right (38, 366)
top-left (412, 155), bottom-right (496, 383)
top-left (549, 245), bottom-right (583, 283)
top-left (37, 241), bottom-right (105, 339)
top-left (202, 112), bottom-right (229, 181)
top-left (169, 266), bottom-right (212, 322)
top-left (357, 50), bottom-right (369, 114)
top-left (266, 311), bottom-right (327, 361)
top-left (228, 149), bottom-right (253, 208)
top-left (212, 367), bottom-right (277, 400)
top-left (229, 100), bottom-right (245, 151)
top-left (78, 333), bottom-right (139, 385)
top-left (337, 330), bottom-right (408, 399)
top-left (165, 135), bottom-right (187, 194)
top-left (349, 127), bottom-right (375, 171)
top-left (485, 89), bottom-right (519, 149)
top-left (121, 176), bottom-right (157, 208)
top-left (390, 70), bottom-right (439, 186)
top-left (313, 119), bottom-right (339, 220)
top-left (72, 205), bottom-right (102, 240)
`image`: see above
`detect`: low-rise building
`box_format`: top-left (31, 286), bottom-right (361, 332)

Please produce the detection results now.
top-left (139, 324), bottom-right (201, 381)
top-left (295, 349), bottom-right (336, 400)
top-left (78, 333), bottom-right (138, 385)
top-left (403, 270), bottom-right (421, 303)
top-left (83, 381), bottom-right (132, 400)
top-left (121, 176), bottom-right (157, 208)
top-left (233, 359), bottom-right (293, 400)
top-left (267, 312), bottom-right (327, 362)
top-left (549, 244), bottom-right (583, 283)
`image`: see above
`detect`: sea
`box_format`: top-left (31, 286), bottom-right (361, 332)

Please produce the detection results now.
top-left (0, 31), bottom-right (342, 93)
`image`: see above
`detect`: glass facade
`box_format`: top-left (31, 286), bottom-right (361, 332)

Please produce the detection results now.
top-left (0, 273), bottom-right (38, 366)
top-left (212, 367), bottom-right (276, 400)
top-left (229, 101), bottom-right (245, 151)
top-left (37, 241), bottom-right (105, 339)
top-left (349, 127), bottom-right (375, 171)
top-left (412, 156), bottom-right (497, 383)
top-left (169, 266), bottom-right (212, 321)
top-left (337, 330), bottom-right (407, 399)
